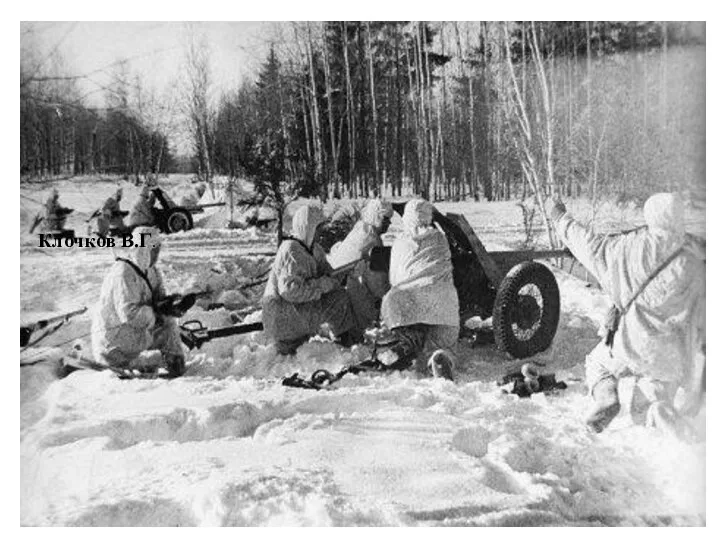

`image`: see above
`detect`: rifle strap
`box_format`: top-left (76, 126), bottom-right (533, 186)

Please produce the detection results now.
top-left (282, 236), bottom-right (314, 257)
top-left (116, 257), bottom-right (154, 299)
top-left (618, 242), bottom-right (687, 315)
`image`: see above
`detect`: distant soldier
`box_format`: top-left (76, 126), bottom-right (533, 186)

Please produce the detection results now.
top-left (128, 185), bottom-right (158, 229)
top-left (547, 193), bottom-right (706, 436)
top-left (38, 189), bottom-right (73, 232)
top-left (96, 188), bottom-right (128, 237)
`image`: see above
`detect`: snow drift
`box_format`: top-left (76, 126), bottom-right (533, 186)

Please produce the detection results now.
top-left (20, 184), bottom-right (706, 526)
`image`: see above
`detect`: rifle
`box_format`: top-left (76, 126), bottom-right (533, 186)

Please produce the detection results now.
top-left (29, 215), bottom-right (43, 234)
top-left (86, 209), bottom-right (101, 223)
top-left (21, 307), bottom-right (88, 348)
top-left (154, 291), bottom-right (212, 318)
top-left (180, 319), bottom-right (264, 350)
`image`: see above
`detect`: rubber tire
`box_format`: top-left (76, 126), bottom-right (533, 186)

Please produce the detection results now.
top-left (165, 209), bottom-right (193, 233)
top-left (492, 261), bottom-right (560, 359)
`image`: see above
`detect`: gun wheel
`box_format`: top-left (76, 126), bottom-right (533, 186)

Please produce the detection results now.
top-left (492, 261), bottom-right (560, 359)
top-left (165, 209), bottom-right (193, 233)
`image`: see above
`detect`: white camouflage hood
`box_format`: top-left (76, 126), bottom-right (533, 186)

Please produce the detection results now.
top-left (115, 226), bottom-right (162, 271)
top-left (292, 205), bottom-right (326, 246)
top-left (644, 193), bottom-right (685, 237)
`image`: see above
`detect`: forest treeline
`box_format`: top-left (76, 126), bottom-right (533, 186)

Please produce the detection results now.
top-left (20, 51), bottom-right (175, 181)
top-left (20, 21), bottom-right (705, 209)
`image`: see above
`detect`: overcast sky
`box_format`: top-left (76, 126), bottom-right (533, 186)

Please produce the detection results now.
top-left (21, 21), bottom-right (280, 153)
top-left (22, 22), bottom-right (276, 98)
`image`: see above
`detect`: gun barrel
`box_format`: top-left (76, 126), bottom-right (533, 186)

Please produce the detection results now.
top-left (20, 306), bottom-right (87, 347)
top-left (36, 307), bottom-right (88, 328)
top-left (206, 322), bottom-right (264, 340)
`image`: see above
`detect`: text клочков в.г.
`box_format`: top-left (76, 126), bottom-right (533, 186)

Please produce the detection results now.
top-left (38, 232), bottom-right (153, 249)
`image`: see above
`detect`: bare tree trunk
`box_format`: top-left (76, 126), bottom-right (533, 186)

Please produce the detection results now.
top-left (661, 21), bottom-right (668, 130)
top-left (405, 34), bottom-right (420, 195)
top-left (341, 22), bottom-right (357, 197)
top-left (530, 22), bottom-right (555, 197)
top-left (382, 72), bottom-right (391, 195)
top-left (304, 23), bottom-right (325, 193)
top-left (481, 21), bottom-right (493, 201)
top-left (298, 81), bottom-right (313, 175)
top-left (413, 23), bottom-right (427, 197)
top-left (586, 21), bottom-right (593, 195)
top-left (521, 22), bottom-right (527, 103)
top-left (438, 22), bottom-right (448, 200)
top-left (502, 22), bottom-right (557, 247)
top-left (366, 21), bottom-right (381, 197)
top-left (455, 22), bottom-right (478, 200)
top-left (422, 22), bottom-right (435, 201)
top-left (322, 24), bottom-right (339, 197)
top-left (184, 28), bottom-right (214, 189)
top-left (394, 25), bottom-right (403, 197)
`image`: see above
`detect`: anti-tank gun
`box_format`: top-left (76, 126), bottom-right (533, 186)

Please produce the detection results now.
top-left (370, 202), bottom-right (573, 359)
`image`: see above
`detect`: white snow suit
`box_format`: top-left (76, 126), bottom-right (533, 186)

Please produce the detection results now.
top-left (97, 190), bottom-right (126, 236)
top-left (128, 189), bottom-right (157, 229)
top-left (41, 190), bottom-right (72, 232)
top-left (328, 200), bottom-right (393, 330)
top-left (381, 199), bottom-right (460, 355)
top-left (91, 226), bottom-right (184, 369)
top-left (261, 205), bottom-right (358, 352)
top-left (553, 193), bottom-right (705, 417)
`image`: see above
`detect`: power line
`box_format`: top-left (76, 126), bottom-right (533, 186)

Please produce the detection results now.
top-left (22, 22), bottom-right (78, 88)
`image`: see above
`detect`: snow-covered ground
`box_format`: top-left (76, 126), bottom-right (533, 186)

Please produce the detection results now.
top-left (20, 176), bottom-right (706, 526)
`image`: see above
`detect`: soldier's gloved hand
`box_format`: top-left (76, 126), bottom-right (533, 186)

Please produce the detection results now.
top-left (546, 197), bottom-right (567, 221)
top-left (155, 294), bottom-right (182, 317)
top-left (318, 276), bottom-right (339, 294)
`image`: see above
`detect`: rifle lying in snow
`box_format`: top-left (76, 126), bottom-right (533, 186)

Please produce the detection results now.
top-left (179, 319), bottom-right (264, 350)
top-left (29, 215), bottom-right (43, 234)
top-left (21, 307), bottom-right (88, 347)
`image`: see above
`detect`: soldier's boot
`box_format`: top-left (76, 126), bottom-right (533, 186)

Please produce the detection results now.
top-left (276, 335), bottom-right (309, 356)
top-left (136, 350), bottom-right (163, 370)
top-left (165, 354), bottom-right (186, 378)
top-left (586, 376), bottom-right (621, 433)
top-left (428, 350), bottom-right (454, 381)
